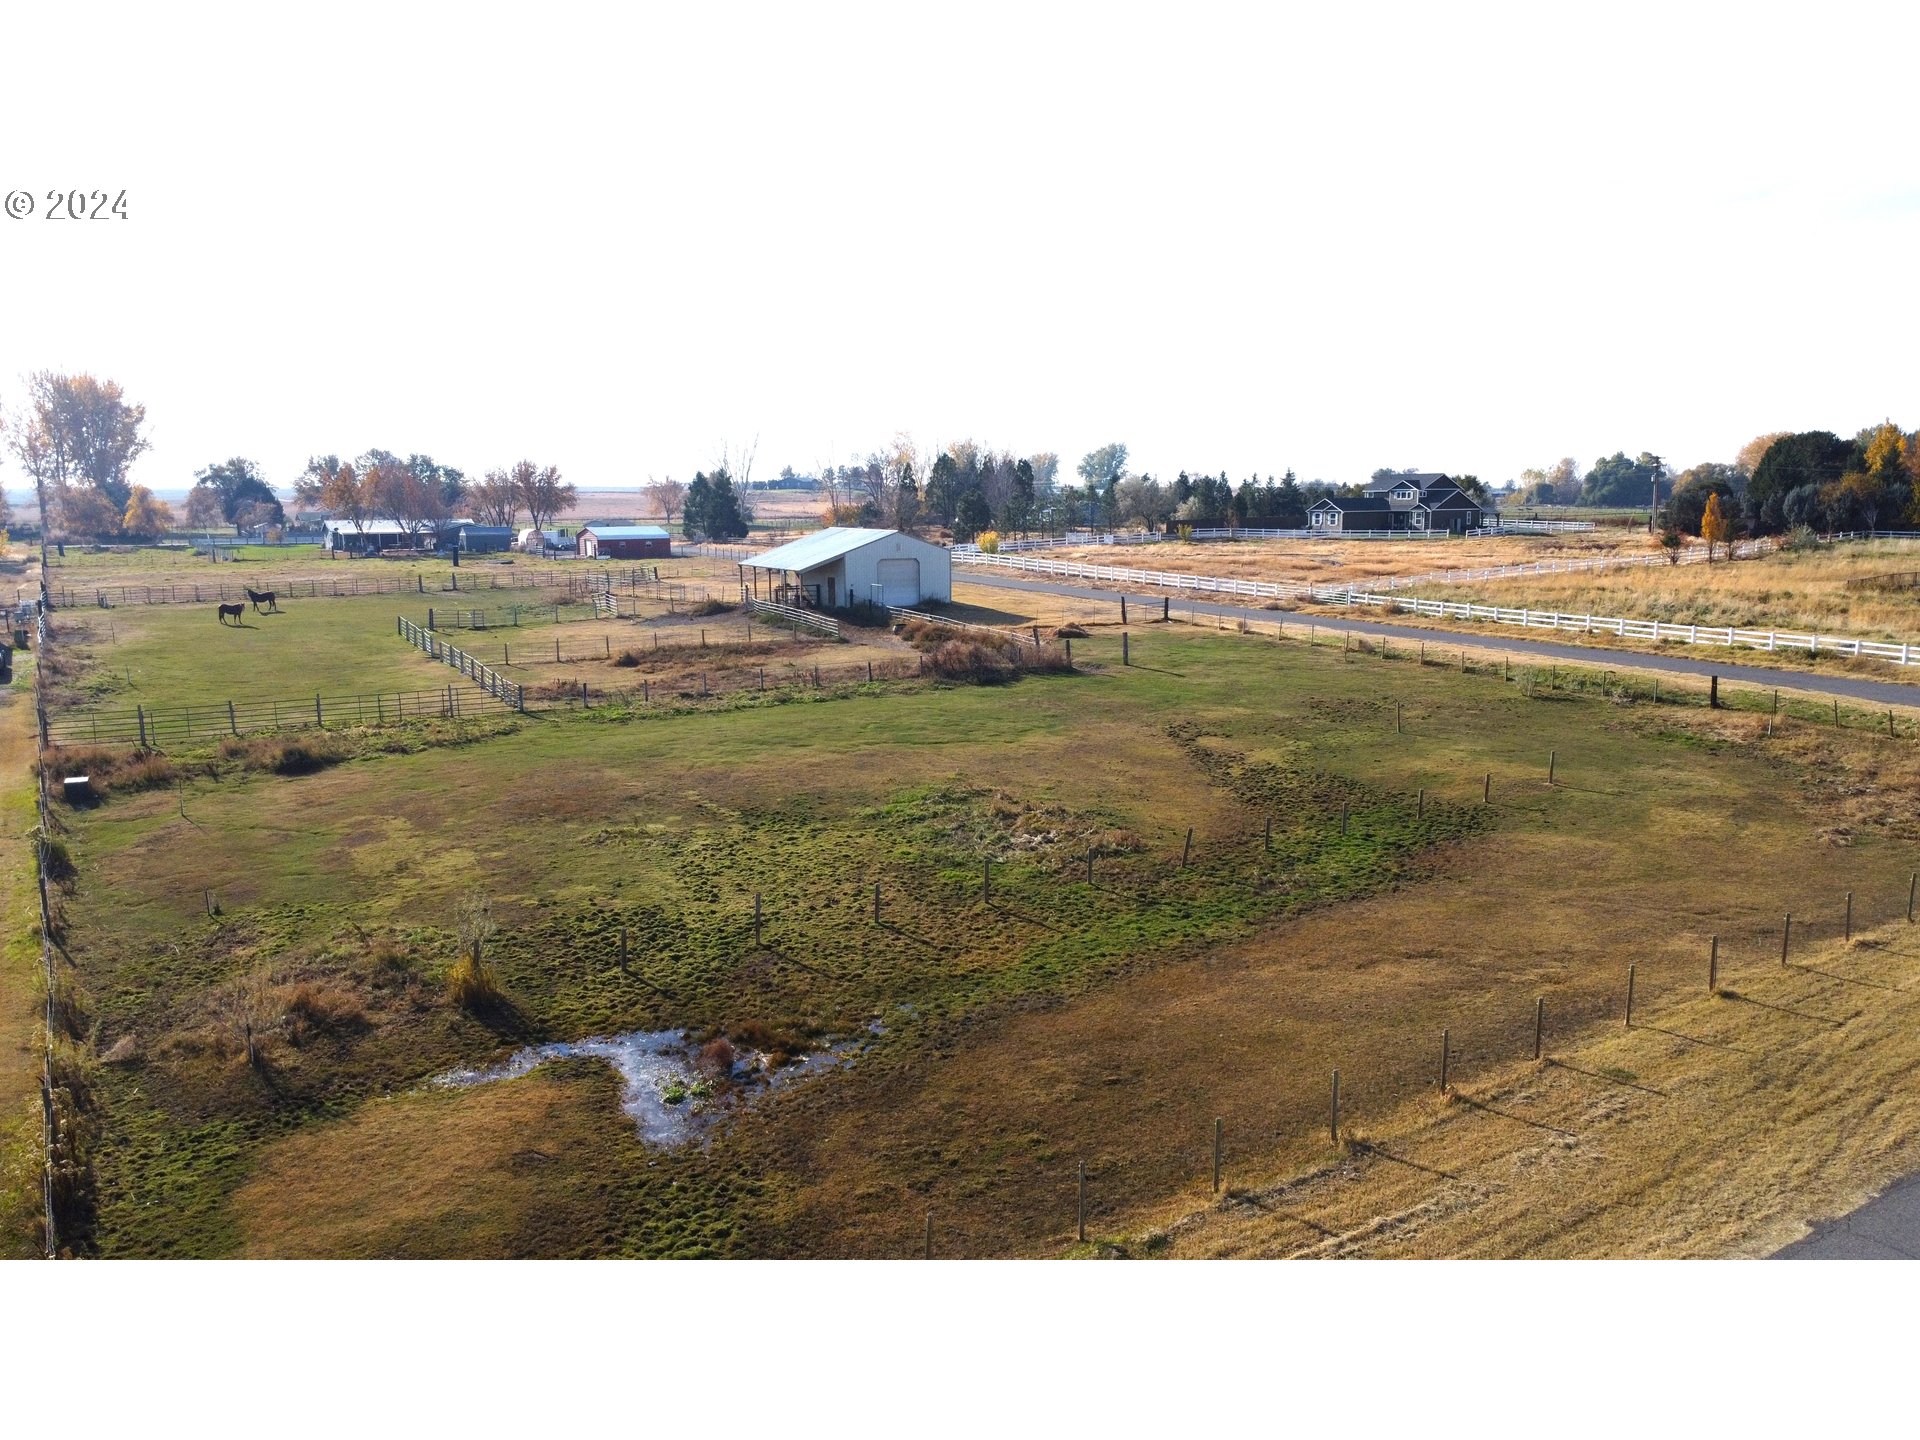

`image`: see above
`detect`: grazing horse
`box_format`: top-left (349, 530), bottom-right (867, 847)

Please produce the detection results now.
top-left (244, 586), bottom-right (280, 615)
top-left (217, 602), bottom-right (246, 626)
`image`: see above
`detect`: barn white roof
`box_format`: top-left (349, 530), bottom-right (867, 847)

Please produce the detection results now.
top-left (740, 527), bottom-right (910, 572)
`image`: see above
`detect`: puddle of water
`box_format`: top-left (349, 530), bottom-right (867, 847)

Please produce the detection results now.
top-left (432, 1024), bottom-right (873, 1147)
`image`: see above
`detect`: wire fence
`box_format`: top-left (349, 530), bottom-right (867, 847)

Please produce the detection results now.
top-left (43, 684), bottom-right (513, 747)
top-left (45, 565), bottom-right (643, 610)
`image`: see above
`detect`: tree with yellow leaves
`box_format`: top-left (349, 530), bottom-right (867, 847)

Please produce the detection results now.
top-left (121, 485), bottom-right (175, 541)
top-left (1701, 492), bottom-right (1730, 561)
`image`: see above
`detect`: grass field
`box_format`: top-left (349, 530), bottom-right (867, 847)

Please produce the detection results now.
top-left (1028, 531), bottom-right (1662, 590)
top-left (1384, 538), bottom-right (1920, 639)
top-left (39, 607), bottom-right (1920, 1256)
top-left (0, 649), bottom-right (46, 1257)
top-left (1135, 915), bottom-right (1920, 1258)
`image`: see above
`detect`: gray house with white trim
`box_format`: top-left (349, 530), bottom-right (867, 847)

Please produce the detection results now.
top-left (1307, 474), bottom-right (1490, 534)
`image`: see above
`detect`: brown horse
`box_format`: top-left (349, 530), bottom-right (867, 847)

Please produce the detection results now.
top-left (217, 602), bottom-right (246, 626)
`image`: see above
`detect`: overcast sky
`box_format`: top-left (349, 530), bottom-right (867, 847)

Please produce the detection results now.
top-left (5, 2), bottom-right (1918, 498)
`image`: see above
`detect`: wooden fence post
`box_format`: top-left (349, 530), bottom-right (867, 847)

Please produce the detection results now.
top-left (1181, 828), bottom-right (1193, 867)
top-left (1439, 1028), bottom-right (1449, 1092)
top-left (1845, 891), bottom-right (1853, 941)
top-left (1086, 849), bottom-right (1094, 884)
top-left (1329, 1070), bottom-right (1340, 1145)
top-left (1625, 964), bottom-right (1635, 1027)
top-left (228, 700), bottom-right (238, 736)
top-left (1264, 816), bottom-right (1272, 852)
top-left (1548, 749), bottom-right (1556, 785)
top-left (1909, 872), bottom-right (1916, 924)
top-left (1122, 632), bottom-right (1130, 666)
top-left (1120, 595), bottom-right (1127, 625)
top-left (1340, 799), bottom-right (1349, 836)
top-left (1782, 912), bottom-right (1791, 965)
top-left (314, 694), bottom-right (323, 727)
top-left (1709, 935), bottom-right (1719, 991)
top-left (620, 926), bottom-right (629, 970)
top-left (137, 704), bottom-right (147, 748)
top-left (1417, 788), bottom-right (1425, 818)
top-left (982, 859), bottom-right (991, 903)
top-left (1077, 1161), bottom-right (1087, 1243)
top-left (1396, 702), bottom-right (1403, 733)
top-left (873, 883), bottom-right (881, 925)
top-left (1483, 772), bottom-right (1491, 804)
top-left (753, 892), bottom-right (762, 947)
top-left (925, 1211), bottom-right (933, 1260)
top-left (1533, 997), bottom-right (1544, 1060)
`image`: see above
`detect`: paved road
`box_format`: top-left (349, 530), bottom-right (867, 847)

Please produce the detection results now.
top-left (1776, 1172), bottom-right (1920, 1259)
top-left (960, 572), bottom-right (1920, 710)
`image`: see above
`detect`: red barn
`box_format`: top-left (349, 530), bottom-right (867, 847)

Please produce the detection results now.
top-left (577, 525), bottom-right (672, 560)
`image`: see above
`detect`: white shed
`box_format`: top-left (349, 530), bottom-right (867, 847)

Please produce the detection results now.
top-left (740, 527), bottom-right (952, 611)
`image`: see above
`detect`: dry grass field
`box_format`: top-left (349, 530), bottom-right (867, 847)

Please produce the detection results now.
top-left (1031, 530), bottom-right (1662, 590)
top-left (1382, 537), bottom-right (1920, 639)
top-left (1132, 916), bottom-right (1920, 1258)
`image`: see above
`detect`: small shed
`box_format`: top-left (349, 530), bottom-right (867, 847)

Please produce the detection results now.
top-left (578, 525), bottom-right (672, 560)
top-left (324, 518), bottom-right (416, 555)
top-left (740, 527), bottom-right (951, 610)
top-left (440, 522), bottom-right (515, 554)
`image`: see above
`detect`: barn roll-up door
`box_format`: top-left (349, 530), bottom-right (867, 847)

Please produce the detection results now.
top-left (877, 558), bottom-right (920, 606)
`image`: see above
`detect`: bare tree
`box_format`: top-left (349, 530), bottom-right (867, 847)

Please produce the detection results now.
top-left (720, 435), bottom-right (758, 490)
top-left (644, 476), bottom-right (688, 525)
top-left (369, 457), bottom-right (448, 544)
top-left (513, 461), bottom-right (576, 532)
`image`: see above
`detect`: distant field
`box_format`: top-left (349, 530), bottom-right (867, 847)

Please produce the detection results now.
top-left (1026, 531), bottom-right (1662, 590)
top-left (42, 612), bottom-right (1920, 1257)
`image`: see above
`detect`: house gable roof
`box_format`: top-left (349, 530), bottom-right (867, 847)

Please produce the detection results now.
top-left (1365, 472), bottom-right (1451, 496)
top-left (742, 527), bottom-right (927, 572)
top-left (579, 525), bottom-right (671, 540)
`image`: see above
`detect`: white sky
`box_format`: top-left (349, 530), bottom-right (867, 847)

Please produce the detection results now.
top-left (4, 2), bottom-right (1918, 499)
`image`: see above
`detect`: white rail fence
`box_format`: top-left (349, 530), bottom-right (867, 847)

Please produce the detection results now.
top-left (1325, 590), bottom-right (1920, 669)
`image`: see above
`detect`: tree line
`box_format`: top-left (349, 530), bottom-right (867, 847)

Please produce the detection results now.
top-left (1514, 424), bottom-right (1920, 539)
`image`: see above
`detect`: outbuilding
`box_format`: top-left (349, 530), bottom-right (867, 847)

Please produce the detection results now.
top-left (577, 524), bottom-right (672, 560)
top-left (739, 527), bottom-right (951, 610)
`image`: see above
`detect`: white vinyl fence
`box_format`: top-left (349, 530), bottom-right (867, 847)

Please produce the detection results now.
top-left (1325, 589), bottom-right (1920, 669)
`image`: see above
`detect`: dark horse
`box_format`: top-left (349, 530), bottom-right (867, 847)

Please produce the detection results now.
top-left (244, 586), bottom-right (280, 614)
top-left (217, 602), bottom-right (246, 626)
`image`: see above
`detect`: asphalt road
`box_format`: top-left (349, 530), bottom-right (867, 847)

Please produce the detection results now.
top-left (1776, 1173), bottom-right (1920, 1259)
top-left (961, 572), bottom-right (1920, 711)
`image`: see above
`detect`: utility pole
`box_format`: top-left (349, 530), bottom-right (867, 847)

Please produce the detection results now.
top-left (1647, 455), bottom-right (1664, 535)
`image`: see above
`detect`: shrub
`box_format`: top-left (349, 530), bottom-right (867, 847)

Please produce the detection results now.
top-left (282, 980), bottom-right (371, 1039)
top-left (217, 734), bottom-right (348, 776)
top-left (686, 598), bottom-right (734, 617)
top-left (611, 649), bottom-right (643, 667)
top-left (696, 1037), bottom-right (737, 1080)
top-left (40, 744), bottom-right (175, 797)
top-left (976, 530), bottom-right (1000, 554)
top-left (446, 949), bottom-right (501, 1009)
top-left (926, 639), bottom-right (1018, 682)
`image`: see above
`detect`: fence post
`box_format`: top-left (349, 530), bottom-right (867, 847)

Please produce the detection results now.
top-left (1439, 1028), bottom-right (1449, 1092)
top-left (1782, 912), bottom-right (1791, 965)
top-left (228, 700), bottom-right (238, 736)
top-left (1212, 1117), bottom-right (1223, 1194)
top-left (1181, 828), bottom-right (1193, 867)
top-left (1077, 1161), bottom-right (1087, 1243)
top-left (1845, 891), bottom-right (1853, 942)
top-left (1329, 1070), bottom-right (1340, 1145)
top-left (1709, 935), bottom-right (1718, 992)
top-left (753, 892), bottom-right (762, 947)
top-left (1340, 799), bottom-right (1349, 836)
top-left (1625, 964), bottom-right (1635, 1027)
top-left (873, 883), bottom-right (881, 925)
top-left (982, 859), bottom-right (991, 903)
top-left (1548, 750), bottom-right (1556, 785)
top-left (315, 695), bottom-right (323, 727)
top-left (1483, 772), bottom-right (1491, 804)
top-left (1533, 997), bottom-right (1544, 1060)
top-left (1909, 872), bottom-right (1916, 924)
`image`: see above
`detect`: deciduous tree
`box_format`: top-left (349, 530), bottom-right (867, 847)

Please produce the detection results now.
top-left (513, 462), bottom-right (575, 533)
top-left (644, 477), bottom-right (688, 526)
top-left (10, 371), bottom-right (151, 509)
top-left (120, 486), bottom-right (174, 540)
top-left (1701, 493), bottom-right (1730, 560)
top-left (468, 468), bottom-right (522, 528)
